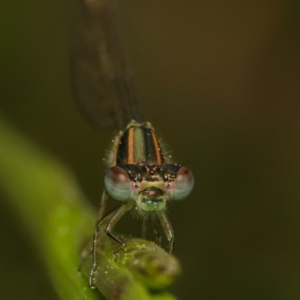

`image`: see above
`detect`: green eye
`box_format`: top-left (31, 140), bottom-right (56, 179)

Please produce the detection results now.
top-left (170, 166), bottom-right (194, 200)
top-left (105, 166), bottom-right (131, 201)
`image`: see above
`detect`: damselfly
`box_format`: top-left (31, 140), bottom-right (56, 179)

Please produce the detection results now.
top-left (71, 0), bottom-right (194, 288)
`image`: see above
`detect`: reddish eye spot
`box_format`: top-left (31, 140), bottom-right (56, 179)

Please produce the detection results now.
top-left (171, 166), bottom-right (194, 201)
top-left (108, 166), bottom-right (129, 184)
top-left (176, 166), bottom-right (193, 183)
top-left (105, 166), bottom-right (131, 201)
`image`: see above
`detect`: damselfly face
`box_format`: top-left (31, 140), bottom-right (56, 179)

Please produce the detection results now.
top-left (105, 163), bottom-right (194, 212)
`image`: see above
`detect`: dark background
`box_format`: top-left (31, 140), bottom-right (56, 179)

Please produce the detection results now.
top-left (1, 0), bottom-right (300, 299)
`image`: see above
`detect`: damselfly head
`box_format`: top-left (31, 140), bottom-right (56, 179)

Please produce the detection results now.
top-left (104, 165), bottom-right (194, 211)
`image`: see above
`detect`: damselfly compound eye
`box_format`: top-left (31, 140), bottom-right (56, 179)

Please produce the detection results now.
top-left (170, 166), bottom-right (194, 200)
top-left (105, 166), bottom-right (131, 201)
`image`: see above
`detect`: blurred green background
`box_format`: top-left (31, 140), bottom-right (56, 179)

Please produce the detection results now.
top-left (1, 0), bottom-right (300, 299)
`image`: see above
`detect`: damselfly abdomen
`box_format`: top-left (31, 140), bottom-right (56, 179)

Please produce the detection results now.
top-left (71, 0), bottom-right (194, 288)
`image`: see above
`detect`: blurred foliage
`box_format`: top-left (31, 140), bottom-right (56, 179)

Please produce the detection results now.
top-left (0, 115), bottom-right (97, 299)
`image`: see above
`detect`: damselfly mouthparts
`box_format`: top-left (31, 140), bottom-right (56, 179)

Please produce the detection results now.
top-left (71, 0), bottom-right (194, 288)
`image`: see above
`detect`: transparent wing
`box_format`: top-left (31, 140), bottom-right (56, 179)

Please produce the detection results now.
top-left (70, 0), bottom-right (140, 130)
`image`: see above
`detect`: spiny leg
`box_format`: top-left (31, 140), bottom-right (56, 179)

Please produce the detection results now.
top-left (151, 214), bottom-right (162, 246)
top-left (89, 200), bottom-right (135, 287)
top-left (141, 218), bottom-right (147, 239)
top-left (157, 211), bottom-right (174, 254)
top-left (98, 189), bottom-right (108, 220)
top-left (89, 189), bottom-right (109, 288)
top-left (104, 201), bottom-right (135, 243)
top-left (90, 190), bottom-right (108, 265)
